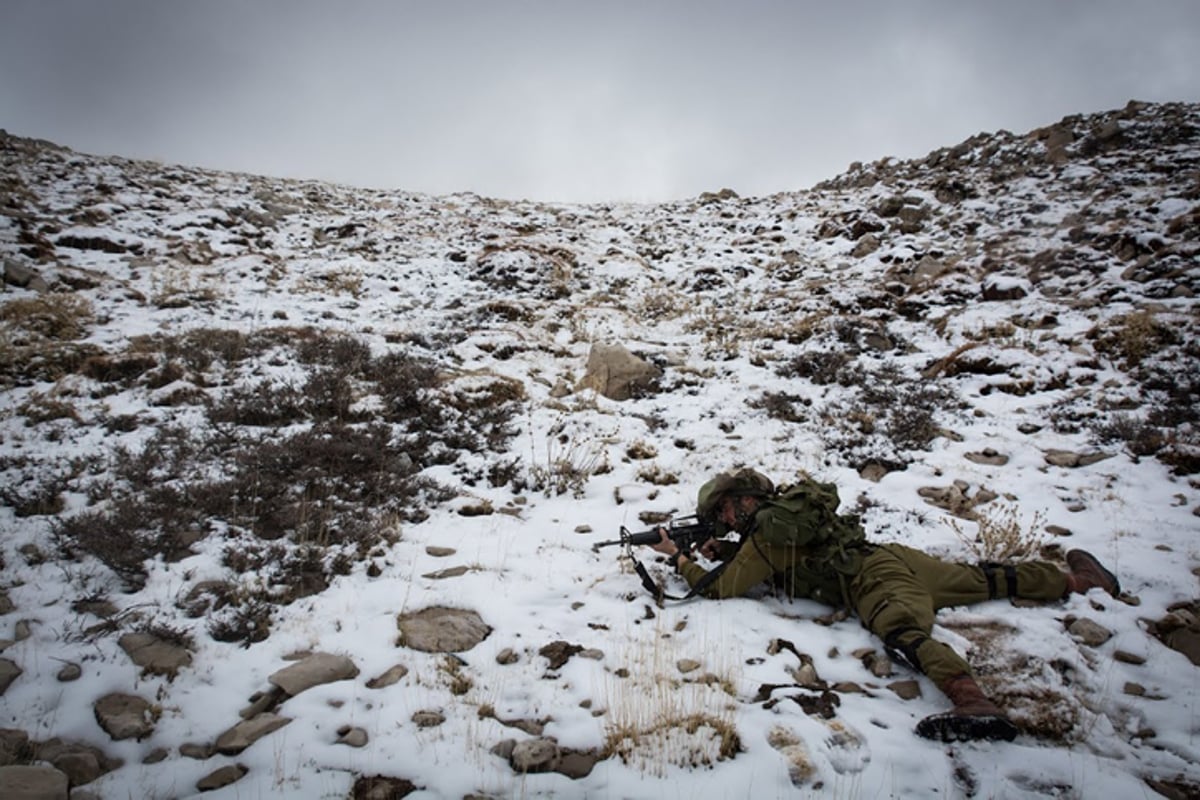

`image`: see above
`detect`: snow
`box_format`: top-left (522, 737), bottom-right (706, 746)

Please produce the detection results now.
top-left (1, 105), bottom-right (1199, 799)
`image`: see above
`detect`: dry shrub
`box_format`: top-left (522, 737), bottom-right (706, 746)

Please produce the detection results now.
top-left (602, 712), bottom-right (742, 773)
top-left (948, 501), bottom-right (1046, 563)
top-left (0, 293), bottom-right (94, 341)
top-left (1090, 309), bottom-right (1177, 366)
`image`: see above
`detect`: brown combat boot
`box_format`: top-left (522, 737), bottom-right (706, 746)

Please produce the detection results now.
top-left (1065, 549), bottom-right (1120, 597)
top-left (915, 675), bottom-right (1018, 742)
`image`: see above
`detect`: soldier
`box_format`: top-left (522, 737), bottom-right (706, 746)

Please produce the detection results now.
top-left (650, 468), bottom-right (1120, 742)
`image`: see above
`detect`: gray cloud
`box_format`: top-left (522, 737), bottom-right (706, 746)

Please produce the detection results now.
top-left (4, 0), bottom-right (1199, 202)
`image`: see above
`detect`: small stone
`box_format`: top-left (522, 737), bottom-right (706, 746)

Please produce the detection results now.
top-left (676, 659), bottom-right (701, 674)
top-left (93, 693), bottom-right (157, 741)
top-left (336, 726), bottom-right (369, 747)
top-left (412, 710), bottom-right (445, 728)
top-left (495, 648), bottom-right (520, 665)
top-left (1123, 682), bottom-right (1146, 697)
top-left (366, 664), bottom-right (409, 689)
top-left (965, 449), bottom-right (1009, 466)
top-left (1067, 617), bottom-right (1113, 647)
top-left (574, 525), bottom-right (593, 534)
top-left (196, 763), bottom-right (248, 792)
top-left (422, 565), bottom-right (470, 580)
top-left (425, 546), bottom-right (456, 557)
top-left (13, 621), bottom-right (32, 641)
top-left (180, 742), bottom-right (216, 759)
top-left (56, 663), bottom-right (82, 682)
top-left (1114, 650), bottom-right (1147, 665)
top-left (579, 648), bottom-right (604, 660)
top-left (888, 680), bottom-right (922, 700)
top-left (1045, 525), bottom-right (1072, 537)
top-left (142, 748), bottom-right (169, 764)
top-left (510, 738), bottom-right (559, 773)
top-left (789, 663), bottom-right (821, 688)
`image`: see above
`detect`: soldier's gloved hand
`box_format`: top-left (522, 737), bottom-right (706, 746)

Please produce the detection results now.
top-left (699, 538), bottom-right (722, 560)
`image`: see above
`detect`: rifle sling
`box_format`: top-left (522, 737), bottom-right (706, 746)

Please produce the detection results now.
top-left (631, 554), bottom-right (732, 602)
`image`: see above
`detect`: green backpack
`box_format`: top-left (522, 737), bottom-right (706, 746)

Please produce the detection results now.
top-left (756, 477), bottom-right (866, 551)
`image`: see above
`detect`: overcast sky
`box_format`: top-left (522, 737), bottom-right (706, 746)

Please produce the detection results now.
top-left (4, 1), bottom-right (1200, 203)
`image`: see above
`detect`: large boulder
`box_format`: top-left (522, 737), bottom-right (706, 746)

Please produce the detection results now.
top-left (576, 343), bottom-right (662, 401)
top-left (0, 765), bottom-right (69, 800)
top-left (397, 607), bottom-right (490, 653)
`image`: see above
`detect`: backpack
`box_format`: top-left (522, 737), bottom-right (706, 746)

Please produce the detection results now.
top-left (756, 477), bottom-right (866, 551)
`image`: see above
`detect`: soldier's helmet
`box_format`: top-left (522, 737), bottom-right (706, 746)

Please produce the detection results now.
top-left (696, 468), bottom-right (775, 521)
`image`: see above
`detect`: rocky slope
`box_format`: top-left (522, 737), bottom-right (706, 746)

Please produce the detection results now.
top-left (0, 100), bottom-right (1198, 798)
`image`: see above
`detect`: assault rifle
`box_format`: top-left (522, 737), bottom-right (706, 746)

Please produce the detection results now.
top-left (593, 515), bottom-right (732, 602)
top-left (590, 516), bottom-right (715, 555)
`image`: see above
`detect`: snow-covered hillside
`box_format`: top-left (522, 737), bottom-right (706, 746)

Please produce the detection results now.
top-left (1, 99), bottom-right (1198, 799)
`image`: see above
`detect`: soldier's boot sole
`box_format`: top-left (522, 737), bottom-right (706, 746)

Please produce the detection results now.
top-left (915, 711), bottom-right (1018, 742)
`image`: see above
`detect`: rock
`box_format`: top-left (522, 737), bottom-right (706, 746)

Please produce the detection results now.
top-left (336, 726), bottom-right (369, 747)
top-left (510, 738), bottom-right (559, 773)
top-left (142, 747), bottom-right (169, 764)
top-left (238, 686), bottom-right (286, 719)
top-left (3, 261), bottom-right (50, 293)
top-left (576, 343), bottom-right (662, 401)
top-left (1114, 650), bottom-right (1147, 665)
top-left (179, 742), bottom-right (215, 759)
top-left (118, 632), bottom-right (193, 678)
top-left (421, 565), bottom-right (470, 579)
top-left (352, 775), bottom-right (418, 799)
top-left (555, 751), bottom-right (599, 779)
top-left (888, 680), bottom-right (922, 700)
top-left (425, 546), bottom-right (456, 557)
top-left (495, 648), bottom-right (520, 665)
top-left (34, 738), bottom-right (122, 786)
top-left (397, 606), bottom-right (491, 653)
top-left (366, 664), bottom-right (409, 689)
top-left (1044, 449), bottom-right (1113, 468)
top-left (1067, 617), bottom-right (1114, 647)
top-left (676, 659), bottom-right (702, 674)
top-left (55, 663), bottom-right (81, 682)
top-left (0, 729), bottom-right (30, 766)
top-left (411, 710), bottom-right (445, 728)
top-left (1123, 682), bottom-right (1146, 696)
top-left (0, 591), bottom-right (13, 615)
top-left (93, 693), bottom-right (157, 741)
top-left (0, 765), bottom-right (69, 800)
top-left (0, 659), bottom-right (22, 695)
top-left (268, 652), bottom-right (359, 696)
top-left (981, 277), bottom-right (1029, 301)
top-left (965, 448), bottom-right (1009, 466)
top-left (196, 763), bottom-right (248, 792)
top-left (539, 641), bottom-right (583, 670)
top-left (1162, 628), bottom-right (1200, 666)
top-left (215, 714), bottom-right (292, 755)
top-left (788, 663), bottom-right (822, 689)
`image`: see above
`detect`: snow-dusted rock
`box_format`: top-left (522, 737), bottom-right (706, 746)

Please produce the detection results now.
top-left (268, 652), bottom-right (358, 696)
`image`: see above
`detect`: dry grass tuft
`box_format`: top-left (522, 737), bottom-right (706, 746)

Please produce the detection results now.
top-left (948, 501), bottom-right (1046, 562)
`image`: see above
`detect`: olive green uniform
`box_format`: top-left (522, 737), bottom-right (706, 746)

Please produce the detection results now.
top-left (678, 502), bottom-right (1069, 687)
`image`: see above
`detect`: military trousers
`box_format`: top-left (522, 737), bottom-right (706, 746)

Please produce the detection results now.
top-left (849, 543), bottom-right (1068, 688)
